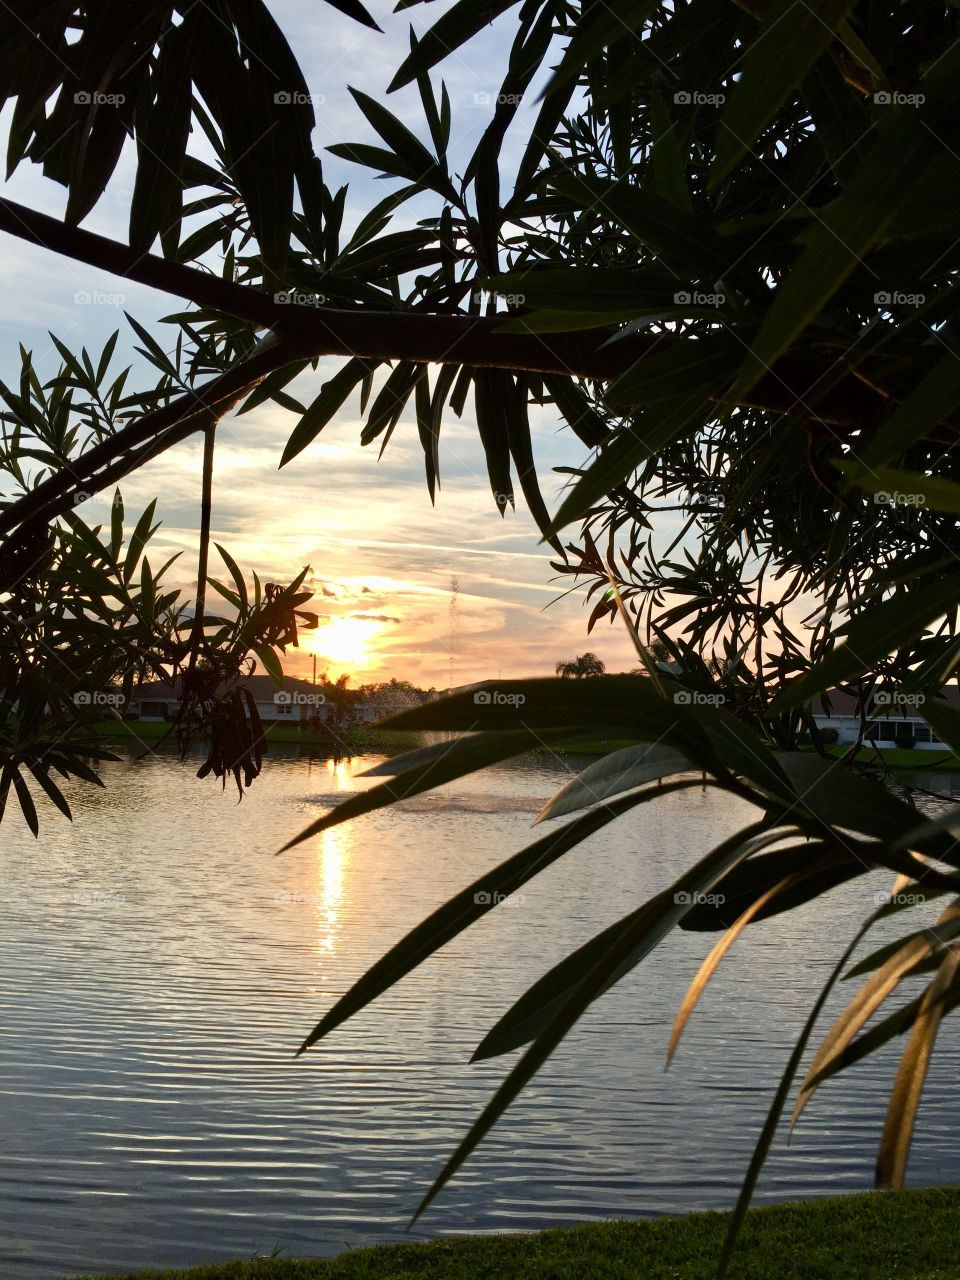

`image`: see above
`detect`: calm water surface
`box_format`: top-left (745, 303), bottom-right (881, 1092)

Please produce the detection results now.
top-left (1, 748), bottom-right (958, 1278)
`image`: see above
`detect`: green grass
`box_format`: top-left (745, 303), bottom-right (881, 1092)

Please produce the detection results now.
top-left (88, 723), bottom-right (960, 772)
top-left (548, 739), bottom-right (960, 770)
top-left (821, 744), bottom-right (960, 771)
top-left (88, 721), bottom-right (424, 755)
top-left (72, 1186), bottom-right (960, 1279)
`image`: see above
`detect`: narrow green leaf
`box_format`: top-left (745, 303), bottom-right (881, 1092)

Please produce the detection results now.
top-left (793, 901), bottom-right (960, 1129)
top-left (605, 333), bottom-right (739, 408)
top-left (26, 763), bottom-right (71, 820)
top-left (858, 348), bottom-right (960, 468)
top-left (922, 699), bottom-right (960, 754)
top-left (472, 822), bottom-right (790, 1061)
top-left (298, 785), bottom-right (692, 1054)
top-left (109, 489), bottom-right (123, 561)
top-left (649, 87), bottom-right (691, 212)
top-left (535, 744), bottom-right (693, 823)
top-left (214, 542), bottom-right (248, 612)
top-left (711, 0), bottom-right (857, 188)
top-left (716, 913), bottom-right (882, 1278)
top-left (253, 642), bottom-right (284, 686)
top-left (278, 728), bottom-right (584, 853)
top-left (348, 88), bottom-right (458, 203)
top-left (768, 582), bottom-right (960, 712)
top-left (776, 752), bottom-right (958, 857)
top-left (844, 915), bottom-right (960, 982)
top-left (482, 266), bottom-right (690, 313)
top-left (682, 844), bottom-right (864, 930)
top-left (837, 462), bottom-right (960, 515)
top-left (805, 979), bottom-right (960, 1091)
top-left (379, 678), bottom-right (792, 804)
top-left (876, 949), bottom-right (960, 1187)
top-left (547, 387), bottom-right (715, 533)
top-left (280, 358), bottom-right (374, 466)
top-left (724, 45), bottom-right (960, 405)
top-left (411, 822), bottom-right (779, 1225)
top-left (361, 362), bottom-right (423, 448)
top-left (129, 22), bottom-right (193, 253)
top-left (473, 368), bottom-right (514, 514)
top-left (11, 767), bottom-right (38, 837)
top-left (552, 172), bottom-right (739, 280)
top-left (388, 1), bottom-right (521, 91)
top-left (123, 498), bottom-right (158, 585)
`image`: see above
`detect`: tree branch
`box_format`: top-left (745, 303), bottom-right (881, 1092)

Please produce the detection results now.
top-left (0, 334), bottom-right (289, 540)
top-left (0, 196), bottom-right (907, 429)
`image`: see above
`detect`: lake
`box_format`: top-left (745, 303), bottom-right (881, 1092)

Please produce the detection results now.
top-left (1, 747), bottom-right (958, 1278)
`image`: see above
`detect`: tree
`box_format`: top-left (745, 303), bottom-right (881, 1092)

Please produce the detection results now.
top-left (555, 652), bottom-right (606, 679)
top-left (320, 673), bottom-right (360, 722)
top-left (1, 2), bottom-right (959, 1272)
top-left (358, 678), bottom-right (432, 719)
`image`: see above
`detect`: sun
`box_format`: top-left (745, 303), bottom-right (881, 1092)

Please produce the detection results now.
top-left (308, 616), bottom-right (382, 667)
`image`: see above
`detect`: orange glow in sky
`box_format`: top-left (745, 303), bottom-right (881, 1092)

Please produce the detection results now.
top-left (304, 616), bottom-right (384, 669)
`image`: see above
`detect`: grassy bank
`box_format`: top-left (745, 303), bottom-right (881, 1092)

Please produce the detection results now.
top-left (89, 722), bottom-right (959, 773)
top-left (73, 1186), bottom-right (960, 1279)
top-left (88, 721), bottom-right (425, 756)
top-left (821, 744), bottom-right (960, 771)
top-left (553, 738), bottom-right (960, 771)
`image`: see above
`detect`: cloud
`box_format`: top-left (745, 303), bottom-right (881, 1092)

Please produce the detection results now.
top-left (0, 6), bottom-right (677, 688)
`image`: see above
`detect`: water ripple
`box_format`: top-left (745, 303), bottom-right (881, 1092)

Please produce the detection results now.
top-left (0, 751), bottom-right (957, 1277)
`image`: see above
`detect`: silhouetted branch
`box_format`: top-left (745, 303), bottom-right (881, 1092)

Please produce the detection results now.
top-left (0, 196), bottom-right (913, 433)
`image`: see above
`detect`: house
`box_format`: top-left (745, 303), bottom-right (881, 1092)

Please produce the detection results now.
top-left (810, 687), bottom-right (959, 750)
top-left (130, 674), bottom-right (332, 725)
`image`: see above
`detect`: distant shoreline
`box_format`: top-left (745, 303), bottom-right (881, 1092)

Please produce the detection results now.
top-left (86, 721), bottom-right (960, 772)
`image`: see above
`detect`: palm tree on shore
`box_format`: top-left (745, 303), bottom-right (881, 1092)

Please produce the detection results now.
top-left (555, 652), bottom-right (606, 679)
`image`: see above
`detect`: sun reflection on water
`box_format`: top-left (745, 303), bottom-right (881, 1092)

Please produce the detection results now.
top-left (314, 823), bottom-right (351, 954)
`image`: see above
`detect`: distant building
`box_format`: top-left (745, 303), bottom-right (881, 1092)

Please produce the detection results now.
top-left (811, 688), bottom-right (959, 750)
top-left (130, 674), bottom-right (333, 725)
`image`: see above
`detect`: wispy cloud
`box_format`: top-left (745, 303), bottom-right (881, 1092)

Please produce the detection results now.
top-left (0, 3), bottom-right (665, 687)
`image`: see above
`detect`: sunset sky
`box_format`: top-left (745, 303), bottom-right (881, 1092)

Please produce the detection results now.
top-left (0, 1), bottom-right (673, 686)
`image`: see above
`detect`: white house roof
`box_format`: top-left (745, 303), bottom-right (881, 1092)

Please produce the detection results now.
top-left (813, 687), bottom-right (960, 716)
top-left (133, 674), bottom-right (326, 702)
